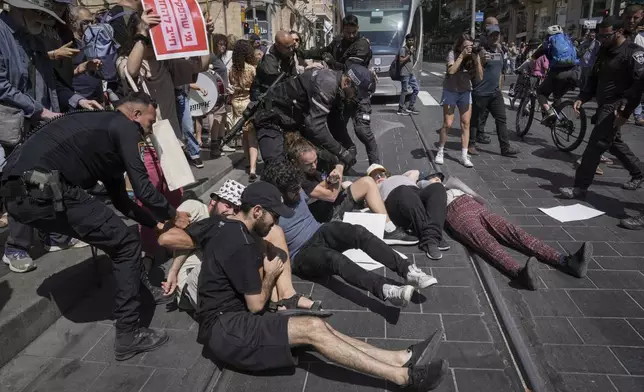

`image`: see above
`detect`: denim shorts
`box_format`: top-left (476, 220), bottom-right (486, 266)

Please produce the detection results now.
top-left (440, 89), bottom-right (472, 108)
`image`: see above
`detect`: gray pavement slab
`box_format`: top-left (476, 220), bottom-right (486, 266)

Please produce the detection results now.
top-left (417, 65), bottom-right (644, 391)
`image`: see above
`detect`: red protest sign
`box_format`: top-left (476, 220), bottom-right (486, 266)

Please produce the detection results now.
top-left (142, 0), bottom-right (210, 61)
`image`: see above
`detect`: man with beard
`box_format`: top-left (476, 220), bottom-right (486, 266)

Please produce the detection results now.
top-left (252, 63), bottom-right (373, 167)
top-left (0, 92), bottom-right (191, 360)
top-left (158, 181), bottom-right (449, 390)
top-left (250, 30), bottom-right (297, 101)
top-left (298, 15), bottom-right (380, 165)
top-left (561, 17), bottom-right (644, 224)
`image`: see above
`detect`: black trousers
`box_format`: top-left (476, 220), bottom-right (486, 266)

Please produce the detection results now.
top-left (256, 124), bottom-right (286, 164)
top-left (292, 221), bottom-right (411, 300)
top-left (5, 185), bottom-right (142, 335)
top-left (575, 103), bottom-right (644, 189)
top-left (470, 91), bottom-right (511, 150)
top-left (385, 184), bottom-right (447, 250)
top-left (343, 98), bottom-right (381, 165)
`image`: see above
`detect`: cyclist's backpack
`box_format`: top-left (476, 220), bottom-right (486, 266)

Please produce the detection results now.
top-left (81, 10), bottom-right (135, 82)
top-left (547, 33), bottom-right (578, 67)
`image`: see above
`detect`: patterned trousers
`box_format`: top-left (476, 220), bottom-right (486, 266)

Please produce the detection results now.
top-left (446, 195), bottom-right (561, 276)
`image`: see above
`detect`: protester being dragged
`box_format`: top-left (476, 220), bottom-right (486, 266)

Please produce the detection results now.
top-left (435, 33), bottom-right (483, 169)
top-left (262, 159), bottom-right (438, 308)
top-left (286, 135), bottom-right (417, 244)
top-left (160, 179), bottom-right (325, 314)
top-left (158, 181), bottom-right (449, 389)
top-left (117, 7), bottom-right (213, 266)
top-left (366, 165), bottom-right (449, 261)
top-left (229, 39), bottom-right (259, 181)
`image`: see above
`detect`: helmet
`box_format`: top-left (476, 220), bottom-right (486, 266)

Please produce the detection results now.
top-left (547, 25), bottom-right (563, 36)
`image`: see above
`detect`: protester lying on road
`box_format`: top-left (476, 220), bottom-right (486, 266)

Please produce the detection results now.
top-left (158, 181), bottom-right (449, 390)
top-left (366, 164), bottom-right (449, 260)
top-left (426, 175), bottom-right (592, 290)
top-left (286, 134), bottom-right (418, 245)
top-left (261, 158), bottom-right (438, 308)
top-left (159, 179), bottom-right (325, 315)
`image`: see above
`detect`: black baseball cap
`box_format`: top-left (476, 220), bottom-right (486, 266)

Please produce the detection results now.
top-left (241, 181), bottom-right (294, 218)
top-left (346, 64), bottom-right (374, 100)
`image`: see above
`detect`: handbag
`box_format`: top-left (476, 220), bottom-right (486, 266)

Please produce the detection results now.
top-left (123, 65), bottom-right (196, 191)
top-left (0, 105), bottom-right (25, 147)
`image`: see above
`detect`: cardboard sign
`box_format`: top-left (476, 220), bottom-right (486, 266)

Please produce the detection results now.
top-left (142, 0), bottom-right (209, 61)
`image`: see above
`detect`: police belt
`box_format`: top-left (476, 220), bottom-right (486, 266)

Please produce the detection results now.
top-left (0, 170), bottom-right (65, 212)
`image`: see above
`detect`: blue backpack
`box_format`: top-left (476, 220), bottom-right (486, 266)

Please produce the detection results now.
top-left (81, 11), bottom-right (135, 82)
top-left (547, 33), bottom-right (578, 68)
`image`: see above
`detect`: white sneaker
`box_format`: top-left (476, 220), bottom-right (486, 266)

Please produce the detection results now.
top-left (382, 284), bottom-right (415, 307)
top-left (435, 150), bottom-right (444, 165)
top-left (221, 144), bottom-right (236, 153)
top-left (461, 155), bottom-right (474, 168)
top-left (406, 264), bottom-right (438, 289)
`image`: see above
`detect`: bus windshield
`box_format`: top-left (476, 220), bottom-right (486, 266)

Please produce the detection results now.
top-left (344, 0), bottom-right (411, 54)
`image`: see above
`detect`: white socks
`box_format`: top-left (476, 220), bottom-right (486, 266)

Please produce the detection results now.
top-left (462, 148), bottom-right (468, 157)
top-left (385, 221), bottom-right (397, 233)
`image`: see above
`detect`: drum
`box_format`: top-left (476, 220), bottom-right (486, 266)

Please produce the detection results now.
top-left (189, 71), bottom-right (221, 117)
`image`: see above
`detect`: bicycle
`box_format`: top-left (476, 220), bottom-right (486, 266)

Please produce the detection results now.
top-left (508, 72), bottom-right (532, 110)
top-left (515, 76), bottom-right (587, 152)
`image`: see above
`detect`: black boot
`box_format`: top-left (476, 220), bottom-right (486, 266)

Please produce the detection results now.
top-left (141, 268), bottom-right (175, 305)
top-left (563, 241), bottom-right (593, 278)
top-left (114, 327), bottom-right (169, 361)
top-left (210, 138), bottom-right (222, 159)
top-left (516, 257), bottom-right (538, 290)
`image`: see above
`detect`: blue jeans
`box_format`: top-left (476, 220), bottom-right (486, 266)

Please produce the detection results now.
top-left (175, 91), bottom-right (201, 159)
top-left (399, 74), bottom-right (419, 109)
top-left (635, 103), bottom-right (642, 119)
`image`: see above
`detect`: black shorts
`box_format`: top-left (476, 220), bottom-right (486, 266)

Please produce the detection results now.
top-left (308, 186), bottom-right (361, 223)
top-left (206, 311), bottom-right (297, 371)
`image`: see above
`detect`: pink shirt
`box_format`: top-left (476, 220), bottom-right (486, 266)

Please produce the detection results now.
top-left (532, 55), bottom-right (549, 78)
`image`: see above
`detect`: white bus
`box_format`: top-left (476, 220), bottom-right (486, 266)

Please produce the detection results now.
top-left (337, 0), bottom-right (424, 96)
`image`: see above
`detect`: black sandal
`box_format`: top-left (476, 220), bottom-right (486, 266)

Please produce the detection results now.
top-left (269, 293), bottom-right (333, 318)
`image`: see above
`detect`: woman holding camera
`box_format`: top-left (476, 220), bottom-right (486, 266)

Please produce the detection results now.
top-left (435, 34), bottom-right (483, 168)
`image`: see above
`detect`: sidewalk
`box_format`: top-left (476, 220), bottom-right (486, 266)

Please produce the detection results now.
top-left (417, 100), bottom-right (644, 391)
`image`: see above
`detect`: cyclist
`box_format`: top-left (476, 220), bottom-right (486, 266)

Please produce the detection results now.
top-left (532, 25), bottom-right (580, 124)
top-left (514, 39), bottom-right (549, 99)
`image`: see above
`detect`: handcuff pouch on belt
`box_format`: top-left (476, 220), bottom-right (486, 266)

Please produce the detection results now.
top-left (21, 169), bottom-right (65, 212)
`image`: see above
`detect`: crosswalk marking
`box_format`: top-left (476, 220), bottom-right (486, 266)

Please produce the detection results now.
top-left (418, 91), bottom-right (440, 106)
top-left (421, 71), bottom-right (430, 76)
top-left (430, 72), bottom-right (445, 78)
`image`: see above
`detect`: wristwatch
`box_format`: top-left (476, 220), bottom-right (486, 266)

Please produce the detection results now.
top-left (133, 34), bottom-right (151, 46)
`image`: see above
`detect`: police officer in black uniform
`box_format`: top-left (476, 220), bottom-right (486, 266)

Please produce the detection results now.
top-left (250, 30), bottom-right (298, 101)
top-left (299, 15), bottom-right (380, 165)
top-left (252, 64), bottom-right (374, 167)
top-left (560, 17), bottom-right (644, 201)
top-left (0, 92), bottom-right (192, 361)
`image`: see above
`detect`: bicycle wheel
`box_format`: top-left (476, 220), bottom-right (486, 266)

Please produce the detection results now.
top-left (551, 100), bottom-right (587, 152)
top-left (515, 94), bottom-right (535, 137)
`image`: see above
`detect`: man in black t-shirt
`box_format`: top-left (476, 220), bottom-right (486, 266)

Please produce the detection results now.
top-left (158, 181), bottom-right (448, 388)
top-left (288, 138), bottom-right (417, 245)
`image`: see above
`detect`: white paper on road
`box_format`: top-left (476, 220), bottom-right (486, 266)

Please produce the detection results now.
top-left (341, 212), bottom-right (407, 271)
top-left (538, 203), bottom-right (605, 223)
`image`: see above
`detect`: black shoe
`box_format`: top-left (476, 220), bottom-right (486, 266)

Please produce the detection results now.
top-left (516, 257), bottom-right (538, 290)
top-left (114, 327), bottom-right (169, 361)
top-left (384, 228), bottom-right (419, 245)
top-left (190, 157), bottom-right (204, 168)
top-left (438, 237), bottom-right (450, 251)
top-left (397, 108), bottom-right (410, 116)
top-left (209, 140), bottom-right (222, 159)
top-left (501, 146), bottom-right (520, 157)
top-left (620, 214), bottom-right (644, 230)
top-left (404, 359), bottom-right (449, 391)
top-left (564, 241), bottom-right (593, 278)
top-left (406, 107), bottom-right (420, 115)
top-left (141, 269), bottom-right (175, 305)
top-left (424, 244), bottom-right (442, 260)
top-left (404, 328), bottom-right (444, 368)
top-left (467, 146), bottom-right (479, 155)
top-left (623, 176), bottom-right (644, 190)
top-left (476, 135), bottom-right (491, 144)
top-left (559, 187), bottom-right (587, 200)
top-left (249, 172), bottom-right (258, 183)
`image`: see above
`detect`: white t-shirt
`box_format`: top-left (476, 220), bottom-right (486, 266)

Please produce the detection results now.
top-left (446, 189), bottom-right (465, 206)
top-left (378, 175), bottom-right (417, 201)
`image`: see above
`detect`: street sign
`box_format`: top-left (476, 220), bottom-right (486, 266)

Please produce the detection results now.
top-left (475, 11), bottom-right (484, 23)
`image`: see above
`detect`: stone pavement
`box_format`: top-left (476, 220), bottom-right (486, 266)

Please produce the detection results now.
top-left (415, 68), bottom-right (644, 392)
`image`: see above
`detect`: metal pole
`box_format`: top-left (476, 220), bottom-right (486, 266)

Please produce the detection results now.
top-left (471, 0), bottom-right (476, 37)
top-left (588, 0), bottom-right (595, 19)
top-left (609, 0), bottom-right (615, 15)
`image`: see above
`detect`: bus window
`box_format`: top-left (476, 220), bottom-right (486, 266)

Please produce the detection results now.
top-left (344, 0), bottom-right (411, 53)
